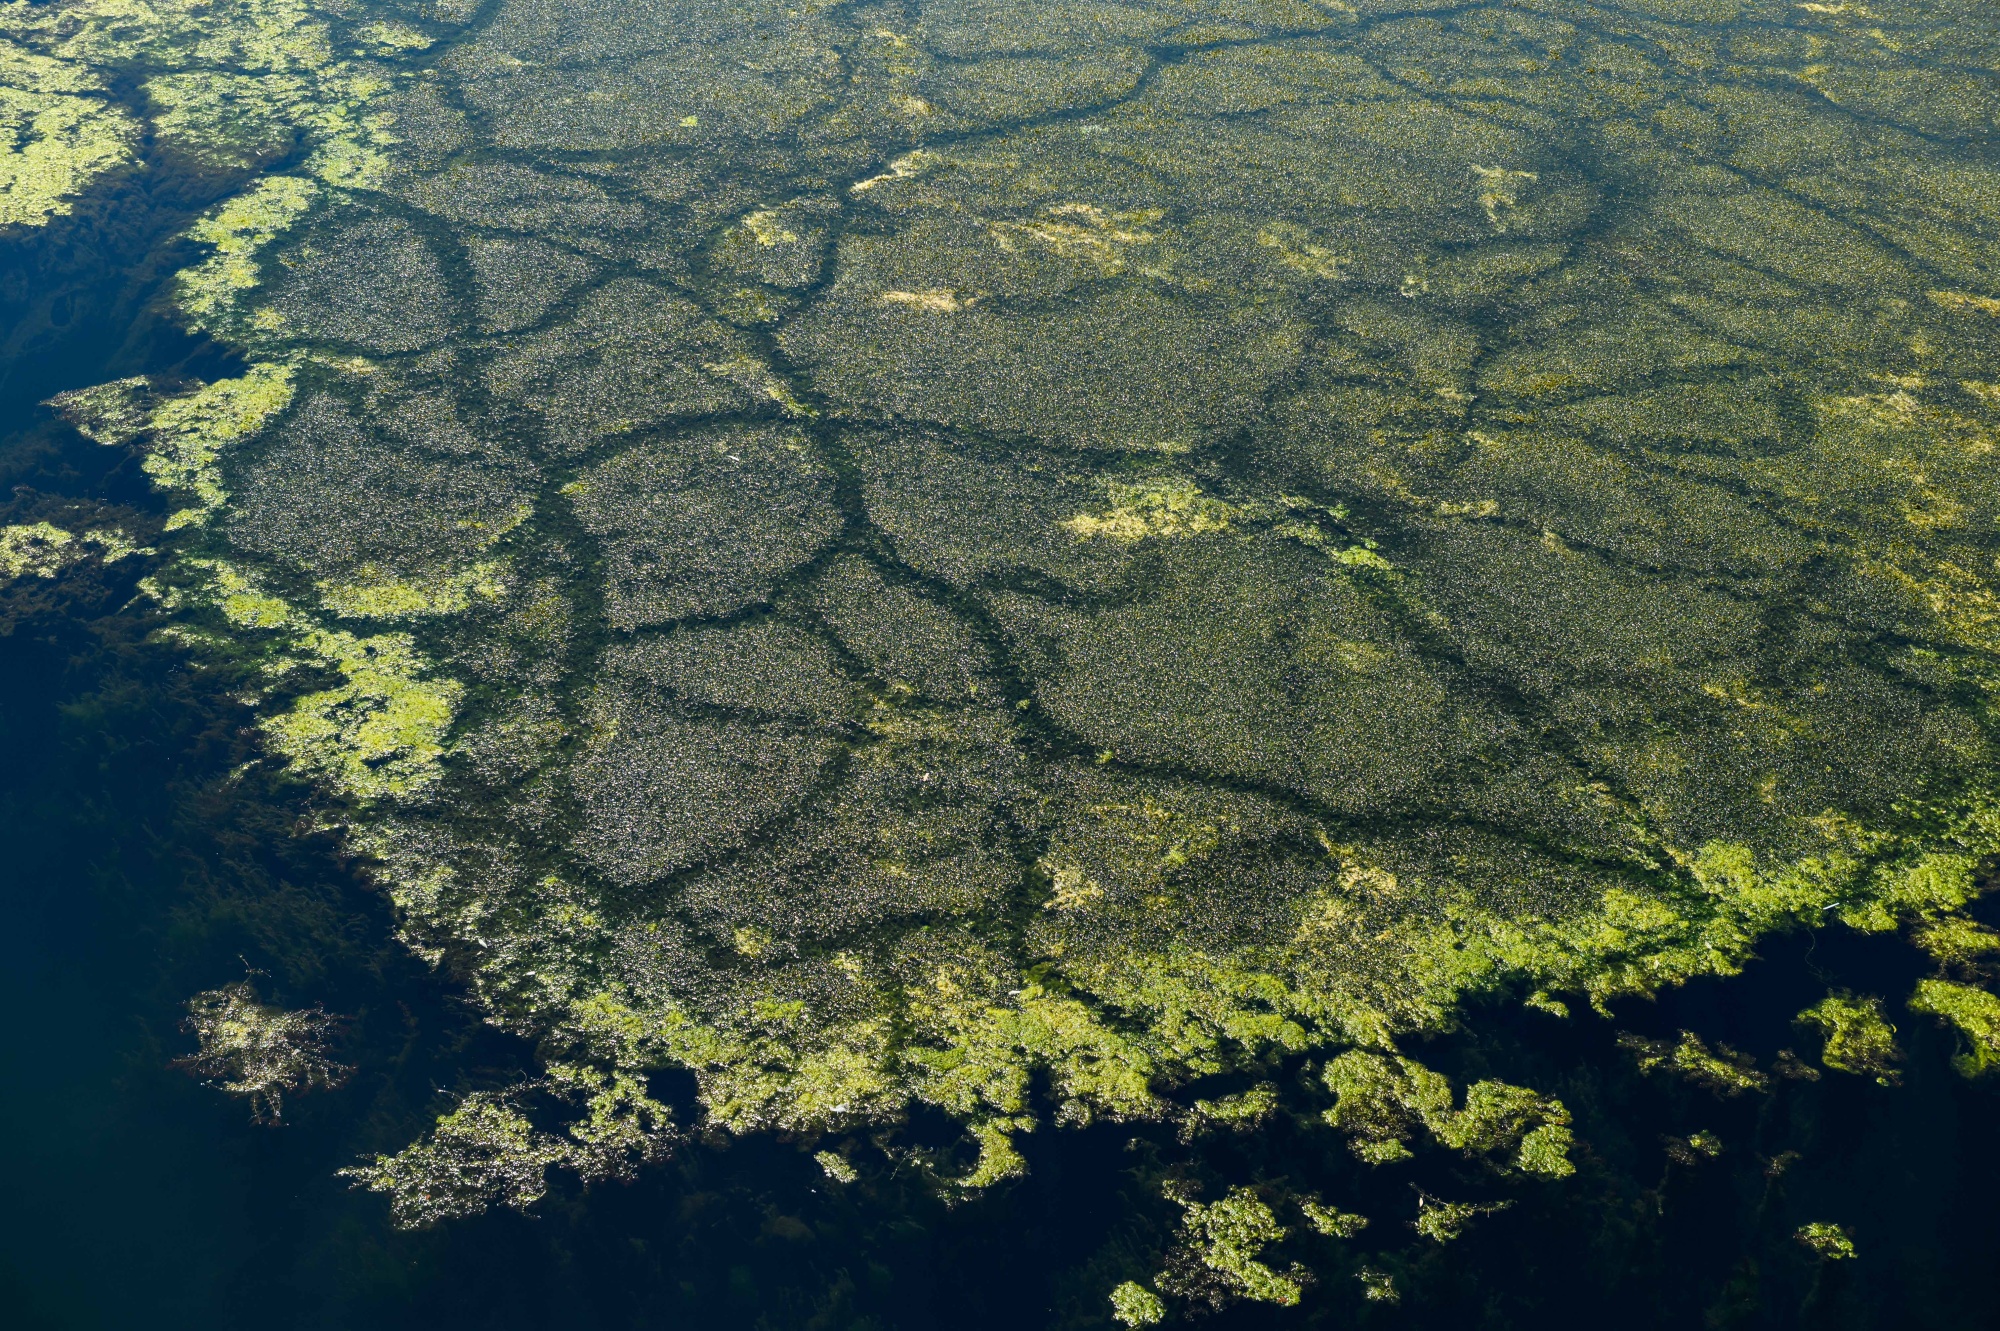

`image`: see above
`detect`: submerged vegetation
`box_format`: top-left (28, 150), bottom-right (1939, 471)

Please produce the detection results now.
top-left (13, 0), bottom-right (2000, 1319)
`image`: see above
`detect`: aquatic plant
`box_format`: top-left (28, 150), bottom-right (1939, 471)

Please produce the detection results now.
top-left (1794, 1222), bottom-right (1857, 1262)
top-left (1158, 1185), bottom-right (1302, 1308)
top-left (26, 0), bottom-right (2000, 1311)
top-left (1797, 993), bottom-right (1905, 1085)
top-left (0, 522), bottom-right (79, 581)
top-left (0, 34), bottom-right (136, 227)
top-left (1908, 979), bottom-right (2000, 1078)
top-left (1619, 1030), bottom-right (1769, 1096)
top-left (176, 982), bottom-right (347, 1123)
top-left (0, 522), bottom-right (146, 582)
top-left (1109, 1281), bottom-right (1167, 1328)
top-left (1412, 1193), bottom-right (1511, 1244)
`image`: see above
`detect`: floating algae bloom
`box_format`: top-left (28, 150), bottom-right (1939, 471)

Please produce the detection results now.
top-left (177, 982), bottom-right (348, 1124)
top-left (21, 0), bottom-right (2000, 1314)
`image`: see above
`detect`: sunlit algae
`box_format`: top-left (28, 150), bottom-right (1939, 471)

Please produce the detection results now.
top-left (16, 0), bottom-right (2000, 1316)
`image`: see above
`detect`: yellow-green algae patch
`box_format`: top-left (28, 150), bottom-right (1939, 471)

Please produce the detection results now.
top-left (1160, 1186), bottom-right (1301, 1307)
top-left (175, 982), bottom-right (347, 1123)
top-left (9, 0), bottom-right (408, 178)
top-left (0, 522), bottom-right (154, 581)
top-left (185, 560), bottom-right (463, 803)
top-left (1908, 979), bottom-right (2000, 1077)
top-left (178, 180), bottom-right (319, 336)
top-left (1797, 992), bottom-right (1905, 1084)
top-left (1795, 1221), bottom-right (1858, 1261)
top-left (47, 365), bottom-right (298, 540)
top-left (1618, 1029), bottom-right (1769, 1096)
top-left (1110, 1280), bottom-right (1168, 1327)
top-left (317, 561), bottom-right (509, 621)
top-left (1062, 476), bottom-right (1239, 542)
top-left (0, 522), bottom-right (80, 580)
top-left (0, 35), bottom-right (137, 227)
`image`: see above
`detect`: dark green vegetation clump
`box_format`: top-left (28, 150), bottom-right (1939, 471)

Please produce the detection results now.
top-left (17, 0), bottom-right (2000, 1320)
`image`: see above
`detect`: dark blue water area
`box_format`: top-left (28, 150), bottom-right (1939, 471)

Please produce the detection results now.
top-left (7, 173), bottom-right (2000, 1331)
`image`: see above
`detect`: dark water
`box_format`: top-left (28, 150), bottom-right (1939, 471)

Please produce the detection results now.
top-left (9, 2), bottom-right (2000, 1327)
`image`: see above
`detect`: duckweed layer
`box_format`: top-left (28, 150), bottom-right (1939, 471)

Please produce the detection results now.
top-left (29, 0), bottom-right (2000, 1317)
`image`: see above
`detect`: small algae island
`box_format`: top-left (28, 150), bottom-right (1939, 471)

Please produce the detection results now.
top-left (8, 0), bottom-right (2000, 1324)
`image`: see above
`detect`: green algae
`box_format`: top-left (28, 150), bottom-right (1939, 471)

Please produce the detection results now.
top-left (1355, 1266), bottom-right (1399, 1303)
top-left (0, 35), bottom-right (136, 228)
top-left (1907, 978), bottom-right (2000, 1077)
top-left (1110, 1280), bottom-right (1168, 1327)
top-left (178, 180), bottom-right (321, 337)
top-left (341, 1092), bottom-right (568, 1228)
top-left (1618, 1030), bottom-right (1769, 1096)
top-left (1159, 1186), bottom-right (1301, 1307)
top-left (1910, 915), bottom-right (2000, 972)
top-left (31, 0), bottom-right (2000, 1307)
top-left (0, 522), bottom-right (80, 581)
top-left (1797, 993), bottom-right (1905, 1085)
top-left (2, 520), bottom-right (153, 582)
top-left (1412, 1194), bottom-right (1511, 1244)
top-left (1795, 1221), bottom-right (1858, 1261)
top-left (1322, 1051), bottom-right (1573, 1175)
top-left (14, 0), bottom-right (408, 176)
top-left (180, 560), bottom-right (463, 802)
top-left (1299, 1197), bottom-right (1368, 1240)
top-left (1061, 476), bottom-right (1239, 543)
top-left (175, 982), bottom-right (348, 1123)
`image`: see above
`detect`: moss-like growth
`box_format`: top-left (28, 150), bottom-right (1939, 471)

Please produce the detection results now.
top-left (1911, 916), bottom-right (2000, 974)
top-left (1908, 979), bottom-right (2000, 1078)
top-left (1795, 1222), bottom-right (1857, 1261)
top-left (176, 982), bottom-right (347, 1123)
top-left (814, 1150), bottom-right (858, 1184)
top-left (1062, 475), bottom-right (1240, 542)
top-left (1159, 1186), bottom-right (1301, 1307)
top-left (1619, 1030), bottom-right (1769, 1096)
top-left (188, 561), bottom-right (462, 802)
top-left (57, 363), bottom-right (301, 530)
top-left (10, 0), bottom-right (410, 187)
top-left (0, 522), bottom-right (78, 581)
top-left (0, 36), bottom-right (136, 228)
top-left (1356, 1267), bottom-right (1399, 1303)
top-left (1797, 994), bottom-right (1904, 1085)
top-left (1664, 1130), bottom-right (1726, 1166)
top-left (1298, 1197), bottom-right (1368, 1239)
top-left (1413, 1193), bottom-right (1511, 1243)
top-left (177, 181), bottom-right (320, 335)
top-left (1109, 1281), bottom-right (1167, 1327)
top-left (1322, 1052), bottom-right (1573, 1176)
top-left (341, 1093), bottom-right (568, 1228)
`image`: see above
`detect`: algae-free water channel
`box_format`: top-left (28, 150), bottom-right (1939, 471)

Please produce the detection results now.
top-left (7, 0), bottom-right (2000, 1326)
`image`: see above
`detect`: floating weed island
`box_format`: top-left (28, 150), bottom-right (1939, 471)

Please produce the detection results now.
top-left (11, 0), bottom-right (2000, 1317)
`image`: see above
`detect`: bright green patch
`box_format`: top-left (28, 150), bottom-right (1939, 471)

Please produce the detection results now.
top-left (1798, 993), bottom-right (1904, 1085)
top-left (1908, 979), bottom-right (2000, 1078)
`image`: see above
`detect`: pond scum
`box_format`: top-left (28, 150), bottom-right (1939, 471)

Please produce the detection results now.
top-left (9, 0), bottom-right (2000, 1318)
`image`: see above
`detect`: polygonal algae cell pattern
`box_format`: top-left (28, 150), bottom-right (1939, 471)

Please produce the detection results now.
top-left (29, 0), bottom-right (2000, 1280)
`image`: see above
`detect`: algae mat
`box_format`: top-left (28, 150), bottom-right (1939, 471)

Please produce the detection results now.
top-left (10, 0), bottom-right (2000, 1319)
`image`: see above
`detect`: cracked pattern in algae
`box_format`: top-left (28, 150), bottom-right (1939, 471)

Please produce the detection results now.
top-left (23, 0), bottom-right (2000, 1312)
